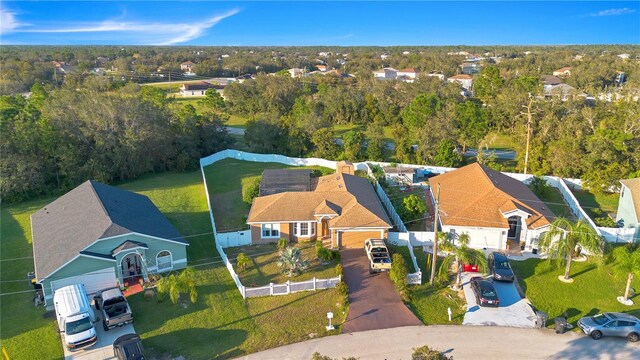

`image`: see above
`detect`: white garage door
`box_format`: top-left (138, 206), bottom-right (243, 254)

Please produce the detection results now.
top-left (50, 267), bottom-right (117, 298)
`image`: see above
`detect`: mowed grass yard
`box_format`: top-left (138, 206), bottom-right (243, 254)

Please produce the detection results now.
top-left (1, 170), bottom-right (346, 360)
top-left (226, 242), bottom-right (340, 287)
top-left (511, 248), bottom-right (640, 329)
top-left (571, 189), bottom-right (619, 221)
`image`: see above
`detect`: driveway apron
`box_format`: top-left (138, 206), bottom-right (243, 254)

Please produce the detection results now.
top-left (340, 249), bottom-right (422, 333)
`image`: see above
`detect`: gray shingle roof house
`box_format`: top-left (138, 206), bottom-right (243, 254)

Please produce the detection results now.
top-left (31, 180), bottom-right (188, 305)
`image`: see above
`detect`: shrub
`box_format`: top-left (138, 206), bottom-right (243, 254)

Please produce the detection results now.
top-left (277, 238), bottom-right (288, 250)
top-left (529, 176), bottom-right (551, 199)
top-left (236, 252), bottom-right (251, 272)
top-left (336, 281), bottom-right (349, 298)
top-left (315, 240), bottom-right (324, 256)
top-left (332, 250), bottom-right (341, 262)
top-left (318, 247), bottom-right (334, 261)
top-left (277, 246), bottom-right (309, 277)
top-left (334, 264), bottom-right (344, 276)
top-left (404, 194), bottom-right (427, 218)
top-left (390, 253), bottom-right (410, 301)
top-left (412, 345), bottom-right (452, 360)
top-left (241, 176), bottom-right (261, 205)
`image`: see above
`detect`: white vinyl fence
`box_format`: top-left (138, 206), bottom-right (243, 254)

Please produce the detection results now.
top-left (199, 150), bottom-right (343, 298)
top-left (598, 227), bottom-right (638, 243)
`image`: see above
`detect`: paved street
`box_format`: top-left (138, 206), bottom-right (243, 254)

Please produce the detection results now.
top-left (340, 249), bottom-right (422, 333)
top-left (237, 325), bottom-right (639, 360)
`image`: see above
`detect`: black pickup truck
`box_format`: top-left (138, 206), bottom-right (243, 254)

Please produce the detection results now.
top-left (94, 287), bottom-right (134, 331)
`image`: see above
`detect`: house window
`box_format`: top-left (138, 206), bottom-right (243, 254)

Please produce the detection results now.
top-left (156, 251), bottom-right (173, 272)
top-left (294, 222), bottom-right (316, 237)
top-left (261, 223), bottom-right (280, 238)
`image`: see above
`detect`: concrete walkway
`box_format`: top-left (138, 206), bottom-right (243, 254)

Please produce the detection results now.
top-left (236, 325), bottom-right (639, 360)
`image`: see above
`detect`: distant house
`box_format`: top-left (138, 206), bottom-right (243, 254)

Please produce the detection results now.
top-left (542, 75), bottom-right (563, 86)
top-left (402, 51), bottom-right (411, 55)
top-left (397, 68), bottom-right (420, 82)
top-left (427, 71), bottom-right (445, 80)
top-left (247, 162), bottom-right (392, 249)
top-left (553, 67), bottom-right (572, 76)
top-left (315, 64), bottom-right (330, 72)
top-left (616, 178), bottom-right (640, 241)
top-left (287, 68), bottom-right (307, 78)
top-left (31, 180), bottom-right (188, 306)
top-left (96, 56), bottom-right (109, 66)
top-left (543, 83), bottom-right (577, 101)
top-left (383, 166), bottom-right (416, 185)
top-left (180, 81), bottom-right (224, 97)
top-left (380, 53), bottom-right (390, 60)
top-left (373, 67), bottom-right (398, 80)
top-left (618, 53), bottom-right (631, 60)
top-left (448, 51), bottom-right (469, 56)
top-left (429, 163), bottom-right (555, 251)
top-left (180, 61), bottom-right (196, 72)
top-left (460, 62), bottom-right (480, 75)
top-left (447, 74), bottom-right (473, 90)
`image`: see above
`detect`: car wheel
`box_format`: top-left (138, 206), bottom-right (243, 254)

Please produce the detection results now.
top-left (590, 330), bottom-right (602, 340)
top-left (628, 332), bottom-right (639, 342)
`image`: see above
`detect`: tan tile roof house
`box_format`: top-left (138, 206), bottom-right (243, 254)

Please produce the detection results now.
top-left (247, 162), bottom-right (392, 248)
top-left (429, 163), bottom-right (555, 251)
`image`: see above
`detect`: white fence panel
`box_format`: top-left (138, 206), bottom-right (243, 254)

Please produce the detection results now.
top-left (216, 231), bottom-right (251, 248)
top-left (408, 272), bottom-right (422, 285)
top-left (598, 227), bottom-right (638, 243)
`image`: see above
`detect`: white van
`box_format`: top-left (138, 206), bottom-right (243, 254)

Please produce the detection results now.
top-left (53, 284), bottom-right (98, 351)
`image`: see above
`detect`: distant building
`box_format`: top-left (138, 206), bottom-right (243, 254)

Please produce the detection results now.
top-left (315, 64), bottom-right (330, 72)
top-left (288, 68), bottom-right (307, 78)
top-left (447, 74), bottom-right (473, 90)
top-left (380, 53), bottom-right (390, 60)
top-left (618, 53), bottom-right (631, 60)
top-left (180, 82), bottom-right (224, 97)
top-left (427, 71), bottom-right (445, 80)
top-left (373, 67), bottom-right (398, 80)
top-left (397, 68), bottom-right (420, 82)
top-left (552, 67), bottom-right (572, 77)
top-left (460, 62), bottom-right (480, 75)
top-left (180, 61), bottom-right (196, 72)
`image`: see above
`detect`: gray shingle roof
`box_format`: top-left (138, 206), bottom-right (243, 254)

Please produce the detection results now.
top-left (31, 180), bottom-right (185, 280)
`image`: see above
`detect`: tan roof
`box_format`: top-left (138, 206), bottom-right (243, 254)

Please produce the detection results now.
top-left (620, 178), bottom-right (640, 222)
top-left (555, 66), bottom-right (572, 72)
top-left (248, 173), bottom-right (391, 229)
top-left (449, 74), bottom-right (472, 80)
top-left (399, 68), bottom-right (419, 73)
top-left (428, 163), bottom-right (555, 229)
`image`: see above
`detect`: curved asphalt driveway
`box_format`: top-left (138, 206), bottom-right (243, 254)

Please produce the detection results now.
top-left (340, 249), bottom-right (422, 333)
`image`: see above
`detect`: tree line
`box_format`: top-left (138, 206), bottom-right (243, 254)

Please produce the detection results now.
top-left (0, 83), bottom-right (232, 202)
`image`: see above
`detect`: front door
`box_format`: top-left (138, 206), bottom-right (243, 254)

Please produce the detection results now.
top-left (121, 253), bottom-right (143, 282)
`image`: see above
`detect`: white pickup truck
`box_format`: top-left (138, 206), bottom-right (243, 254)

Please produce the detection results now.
top-left (364, 239), bottom-right (392, 273)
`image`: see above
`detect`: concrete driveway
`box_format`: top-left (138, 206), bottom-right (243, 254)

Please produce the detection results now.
top-left (62, 321), bottom-right (135, 360)
top-left (461, 273), bottom-right (537, 328)
top-left (340, 249), bottom-right (422, 333)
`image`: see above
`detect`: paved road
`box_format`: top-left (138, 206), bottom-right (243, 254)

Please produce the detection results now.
top-left (340, 249), bottom-right (422, 333)
top-left (238, 325), bottom-right (639, 360)
top-left (461, 273), bottom-right (537, 328)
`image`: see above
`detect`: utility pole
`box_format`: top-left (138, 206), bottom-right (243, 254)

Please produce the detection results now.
top-left (429, 184), bottom-right (441, 285)
top-left (521, 96), bottom-right (534, 175)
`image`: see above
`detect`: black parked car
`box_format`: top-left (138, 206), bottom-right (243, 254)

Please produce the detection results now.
top-left (113, 333), bottom-right (145, 360)
top-left (488, 252), bottom-right (515, 282)
top-left (470, 277), bottom-right (500, 307)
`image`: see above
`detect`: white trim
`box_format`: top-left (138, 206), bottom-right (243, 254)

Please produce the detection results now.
top-left (501, 209), bottom-right (531, 219)
top-left (330, 227), bottom-right (391, 231)
top-left (249, 220), bottom-right (308, 225)
top-left (261, 223), bottom-right (281, 239)
top-left (112, 246), bottom-right (147, 257)
top-left (156, 250), bottom-right (173, 273)
top-left (85, 232), bottom-right (189, 250)
top-left (293, 222), bottom-right (316, 237)
top-left (173, 258), bottom-right (187, 265)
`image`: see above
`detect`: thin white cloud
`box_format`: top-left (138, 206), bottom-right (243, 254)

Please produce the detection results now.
top-left (0, 8), bottom-right (27, 34)
top-left (3, 8), bottom-right (240, 45)
top-left (589, 8), bottom-right (637, 17)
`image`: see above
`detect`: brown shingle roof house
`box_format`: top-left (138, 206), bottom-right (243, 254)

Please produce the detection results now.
top-left (428, 163), bottom-right (555, 252)
top-left (247, 162), bottom-right (392, 248)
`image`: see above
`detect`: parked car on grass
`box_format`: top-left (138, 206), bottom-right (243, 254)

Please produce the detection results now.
top-left (94, 287), bottom-right (133, 331)
top-left (113, 333), bottom-right (146, 360)
top-left (488, 252), bottom-right (514, 282)
top-left (577, 312), bottom-right (640, 342)
top-left (364, 239), bottom-right (392, 273)
top-left (470, 276), bottom-right (500, 307)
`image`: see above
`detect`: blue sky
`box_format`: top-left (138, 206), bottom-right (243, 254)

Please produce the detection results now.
top-left (1, 1), bottom-right (639, 45)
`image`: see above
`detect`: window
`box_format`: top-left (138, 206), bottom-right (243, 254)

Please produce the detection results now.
top-left (156, 250), bottom-right (173, 272)
top-left (294, 222), bottom-right (316, 237)
top-left (261, 223), bottom-right (280, 238)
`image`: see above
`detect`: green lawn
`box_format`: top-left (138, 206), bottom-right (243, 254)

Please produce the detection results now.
top-left (227, 114), bottom-right (251, 128)
top-left (1, 169), bottom-right (346, 360)
top-left (482, 131), bottom-right (519, 151)
top-left (511, 247), bottom-right (640, 329)
top-left (202, 158), bottom-right (332, 232)
top-left (571, 189), bottom-right (619, 222)
top-left (228, 242), bottom-right (340, 287)
top-left (535, 186), bottom-right (574, 218)
top-left (384, 185), bottom-right (430, 231)
top-left (390, 246), bottom-right (467, 325)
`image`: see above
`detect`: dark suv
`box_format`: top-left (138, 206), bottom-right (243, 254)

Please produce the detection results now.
top-left (488, 252), bottom-right (514, 282)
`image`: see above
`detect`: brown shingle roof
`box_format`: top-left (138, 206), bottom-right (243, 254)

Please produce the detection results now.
top-left (620, 178), bottom-right (640, 222)
top-left (247, 173), bottom-right (391, 229)
top-left (449, 74), bottom-right (472, 80)
top-left (428, 163), bottom-right (555, 229)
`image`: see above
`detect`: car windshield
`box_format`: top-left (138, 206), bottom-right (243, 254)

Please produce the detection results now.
top-left (495, 261), bottom-right (510, 269)
top-left (481, 289), bottom-right (496, 297)
top-left (371, 247), bottom-right (387, 253)
top-left (65, 316), bottom-right (93, 335)
top-left (373, 258), bottom-right (391, 263)
top-left (591, 314), bottom-right (609, 325)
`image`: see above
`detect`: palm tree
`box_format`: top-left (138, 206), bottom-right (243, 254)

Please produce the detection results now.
top-left (538, 218), bottom-right (603, 282)
top-left (156, 267), bottom-right (198, 304)
top-left (438, 232), bottom-right (488, 288)
top-left (614, 244), bottom-right (640, 304)
top-left (277, 246), bottom-right (309, 277)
